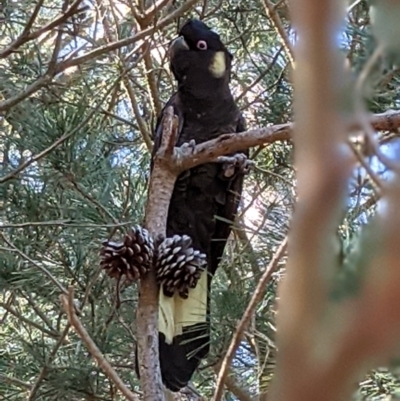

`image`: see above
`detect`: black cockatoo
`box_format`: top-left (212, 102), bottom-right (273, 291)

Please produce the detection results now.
top-left (152, 19), bottom-right (248, 391)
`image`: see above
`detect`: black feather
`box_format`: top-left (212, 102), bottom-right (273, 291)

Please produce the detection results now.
top-left (138, 19), bottom-right (248, 392)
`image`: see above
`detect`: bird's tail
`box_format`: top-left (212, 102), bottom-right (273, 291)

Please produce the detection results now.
top-left (135, 271), bottom-right (210, 391)
top-left (158, 270), bottom-right (210, 391)
top-left (159, 321), bottom-right (210, 391)
top-left (134, 322), bottom-right (210, 392)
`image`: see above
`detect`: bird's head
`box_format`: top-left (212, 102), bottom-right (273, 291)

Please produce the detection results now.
top-left (169, 19), bottom-right (232, 89)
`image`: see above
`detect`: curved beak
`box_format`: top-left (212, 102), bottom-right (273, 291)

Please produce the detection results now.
top-left (169, 36), bottom-right (189, 57)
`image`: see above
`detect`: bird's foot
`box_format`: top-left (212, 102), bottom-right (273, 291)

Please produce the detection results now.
top-left (181, 139), bottom-right (196, 154)
top-left (220, 153), bottom-right (254, 178)
top-left (100, 225), bottom-right (154, 282)
top-left (174, 139), bottom-right (196, 162)
top-left (156, 234), bottom-right (207, 299)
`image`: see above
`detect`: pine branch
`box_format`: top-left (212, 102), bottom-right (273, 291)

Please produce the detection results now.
top-left (0, 0), bottom-right (196, 113)
top-left (0, 374), bottom-right (32, 390)
top-left (18, 290), bottom-right (57, 332)
top-left (0, 220), bottom-right (136, 229)
top-left (0, 79), bottom-right (120, 183)
top-left (1, 233), bottom-right (68, 295)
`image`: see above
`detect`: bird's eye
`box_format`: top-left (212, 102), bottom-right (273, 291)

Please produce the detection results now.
top-left (196, 40), bottom-right (207, 50)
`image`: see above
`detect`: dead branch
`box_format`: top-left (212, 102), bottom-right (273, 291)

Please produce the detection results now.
top-left (262, 0), bottom-right (295, 68)
top-left (213, 237), bottom-right (288, 401)
top-left (60, 287), bottom-right (139, 401)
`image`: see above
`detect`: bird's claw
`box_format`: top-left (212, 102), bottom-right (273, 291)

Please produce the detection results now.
top-left (221, 153), bottom-right (253, 178)
top-left (180, 139), bottom-right (196, 155)
top-left (174, 139), bottom-right (196, 162)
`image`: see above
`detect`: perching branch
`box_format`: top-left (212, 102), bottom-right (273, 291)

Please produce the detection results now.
top-left (1, 109), bottom-right (399, 187)
top-left (136, 106), bottom-right (179, 401)
top-left (174, 109), bottom-right (400, 174)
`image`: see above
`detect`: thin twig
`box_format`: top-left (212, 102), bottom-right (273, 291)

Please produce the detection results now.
top-left (67, 177), bottom-right (119, 224)
top-left (60, 287), bottom-right (139, 401)
top-left (0, 374), bottom-right (31, 390)
top-left (0, 302), bottom-right (61, 339)
top-left (55, 0), bottom-right (200, 73)
top-left (348, 140), bottom-right (382, 196)
top-left (47, 0), bottom-right (71, 74)
top-left (124, 73), bottom-right (153, 151)
top-left (0, 220), bottom-right (136, 229)
top-left (262, 0), bottom-right (295, 68)
top-left (21, 0), bottom-right (45, 36)
top-left (213, 363), bottom-right (255, 401)
top-left (213, 237), bottom-right (288, 401)
top-left (1, 233), bottom-right (68, 295)
top-left (0, 75), bottom-right (54, 112)
top-left (141, 0), bottom-right (171, 27)
top-left (18, 290), bottom-right (57, 332)
top-left (0, 0), bottom-right (85, 59)
top-left (27, 324), bottom-right (71, 401)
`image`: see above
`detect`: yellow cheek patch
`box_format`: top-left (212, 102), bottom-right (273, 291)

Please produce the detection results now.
top-left (209, 51), bottom-right (226, 78)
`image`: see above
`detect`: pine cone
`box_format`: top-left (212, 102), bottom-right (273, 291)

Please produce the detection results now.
top-left (156, 234), bottom-right (207, 299)
top-left (100, 225), bottom-right (154, 282)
